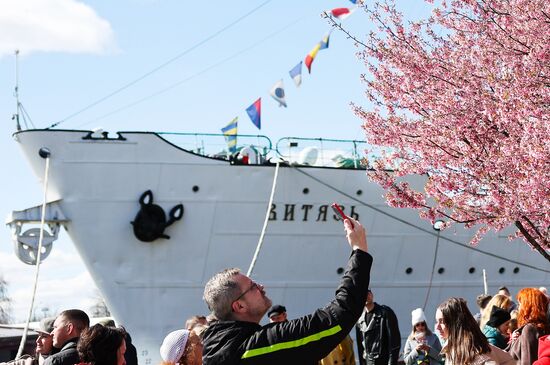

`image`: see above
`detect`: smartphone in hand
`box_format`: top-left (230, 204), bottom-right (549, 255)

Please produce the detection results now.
top-left (331, 203), bottom-right (354, 228)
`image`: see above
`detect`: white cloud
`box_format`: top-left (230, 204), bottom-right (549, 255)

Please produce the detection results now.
top-left (0, 249), bottom-right (98, 323)
top-left (0, 0), bottom-right (116, 57)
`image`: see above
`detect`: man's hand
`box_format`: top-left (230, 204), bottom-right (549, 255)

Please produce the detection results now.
top-left (344, 218), bottom-right (368, 252)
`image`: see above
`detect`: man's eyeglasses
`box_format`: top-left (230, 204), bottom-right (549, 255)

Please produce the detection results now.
top-left (234, 282), bottom-right (259, 302)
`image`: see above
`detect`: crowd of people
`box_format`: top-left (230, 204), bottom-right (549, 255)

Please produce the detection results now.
top-left (4, 217), bottom-right (550, 365)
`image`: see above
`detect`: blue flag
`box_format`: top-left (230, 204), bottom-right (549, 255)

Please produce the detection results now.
top-left (246, 98), bottom-right (261, 129)
top-left (320, 32), bottom-right (330, 50)
top-left (289, 61), bottom-right (302, 87)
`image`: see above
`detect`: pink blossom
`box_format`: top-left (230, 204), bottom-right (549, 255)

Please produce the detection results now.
top-left (349, 0), bottom-right (550, 259)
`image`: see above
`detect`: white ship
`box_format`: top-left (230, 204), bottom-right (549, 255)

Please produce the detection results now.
top-left (7, 128), bottom-right (550, 364)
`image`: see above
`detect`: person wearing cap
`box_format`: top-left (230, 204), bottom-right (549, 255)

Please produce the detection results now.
top-left (8, 318), bottom-right (58, 365)
top-left (44, 309), bottom-right (89, 365)
top-left (355, 290), bottom-right (401, 365)
top-left (32, 317), bottom-right (58, 365)
top-left (201, 217), bottom-right (371, 365)
top-left (267, 305), bottom-right (287, 323)
top-left (160, 327), bottom-right (204, 365)
top-left (479, 294), bottom-right (513, 330)
top-left (403, 308), bottom-right (442, 365)
top-left (482, 306), bottom-right (511, 349)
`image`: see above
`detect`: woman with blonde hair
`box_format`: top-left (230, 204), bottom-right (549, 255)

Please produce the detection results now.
top-left (480, 294), bottom-right (513, 329)
top-left (436, 297), bottom-right (515, 365)
top-left (507, 287), bottom-right (550, 365)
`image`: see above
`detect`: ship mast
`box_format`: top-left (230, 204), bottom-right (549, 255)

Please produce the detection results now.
top-left (13, 49), bottom-right (21, 131)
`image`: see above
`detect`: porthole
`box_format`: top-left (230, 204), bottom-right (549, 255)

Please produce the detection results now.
top-left (336, 267), bottom-right (344, 275)
top-left (356, 190), bottom-right (363, 196)
top-left (513, 267), bottom-right (520, 274)
top-left (438, 267), bottom-right (445, 274)
top-left (192, 185), bottom-right (199, 192)
top-left (303, 188), bottom-right (309, 194)
top-left (498, 267), bottom-right (505, 274)
top-left (469, 267), bottom-right (476, 274)
top-left (405, 267), bottom-right (413, 274)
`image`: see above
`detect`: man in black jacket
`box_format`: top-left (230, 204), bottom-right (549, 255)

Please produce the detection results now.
top-left (355, 290), bottom-right (401, 365)
top-left (202, 218), bottom-right (372, 365)
top-left (43, 309), bottom-right (89, 365)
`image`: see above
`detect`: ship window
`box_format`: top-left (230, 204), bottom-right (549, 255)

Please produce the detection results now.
top-left (303, 188), bottom-right (309, 194)
top-left (192, 185), bottom-right (199, 192)
top-left (498, 267), bottom-right (505, 274)
top-left (405, 267), bottom-right (413, 274)
top-left (469, 267), bottom-right (475, 274)
top-left (513, 267), bottom-right (520, 274)
top-left (438, 267), bottom-right (445, 274)
top-left (356, 189), bottom-right (363, 196)
top-left (336, 267), bottom-right (344, 275)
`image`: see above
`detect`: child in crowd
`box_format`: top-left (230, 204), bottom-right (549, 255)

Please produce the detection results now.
top-left (482, 306), bottom-right (511, 349)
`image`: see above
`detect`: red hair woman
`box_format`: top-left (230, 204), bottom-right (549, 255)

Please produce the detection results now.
top-left (507, 288), bottom-right (550, 365)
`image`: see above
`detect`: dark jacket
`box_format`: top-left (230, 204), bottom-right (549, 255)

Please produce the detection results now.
top-left (42, 339), bottom-right (79, 365)
top-left (202, 250), bottom-right (373, 365)
top-left (355, 303), bottom-right (401, 365)
top-left (124, 333), bottom-right (138, 365)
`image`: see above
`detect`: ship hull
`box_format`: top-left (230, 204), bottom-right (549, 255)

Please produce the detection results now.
top-left (13, 129), bottom-right (549, 363)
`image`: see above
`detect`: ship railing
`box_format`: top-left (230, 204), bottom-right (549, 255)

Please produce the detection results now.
top-left (275, 137), bottom-right (369, 169)
top-left (157, 132), bottom-right (369, 168)
top-left (157, 132), bottom-right (273, 160)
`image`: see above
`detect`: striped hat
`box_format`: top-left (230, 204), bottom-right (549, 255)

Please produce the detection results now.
top-left (160, 329), bottom-right (190, 363)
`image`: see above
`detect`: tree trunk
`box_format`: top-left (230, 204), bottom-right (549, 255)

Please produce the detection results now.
top-left (515, 220), bottom-right (550, 263)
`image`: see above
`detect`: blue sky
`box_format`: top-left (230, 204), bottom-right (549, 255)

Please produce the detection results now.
top-left (0, 0), bottom-right (431, 321)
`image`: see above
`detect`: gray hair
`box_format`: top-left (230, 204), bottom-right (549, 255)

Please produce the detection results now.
top-left (203, 268), bottom-right (241, 321)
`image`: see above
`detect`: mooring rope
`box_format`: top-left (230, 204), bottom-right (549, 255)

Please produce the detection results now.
top-left (247, 161), bottom-right (280, 277)
top-left (16, 152), bottom-right (50, 358)
top-left (423, 228), bottom-right (441, 310)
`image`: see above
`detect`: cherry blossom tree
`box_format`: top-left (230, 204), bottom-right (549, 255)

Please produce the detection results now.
top-left (331, 0), bottom-right (550, 260)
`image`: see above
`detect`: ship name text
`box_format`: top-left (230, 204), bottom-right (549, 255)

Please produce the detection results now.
top-left (268, 204), bottom-right (359, 222)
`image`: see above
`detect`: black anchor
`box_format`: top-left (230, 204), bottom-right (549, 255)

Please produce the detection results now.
top-left (131, 190), bottom-right (184, 242)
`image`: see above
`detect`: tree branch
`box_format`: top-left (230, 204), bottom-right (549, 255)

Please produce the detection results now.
top-left (515, 220), bottom-right (550, 262)
top-left (522, 216), bottom-right (548, 242)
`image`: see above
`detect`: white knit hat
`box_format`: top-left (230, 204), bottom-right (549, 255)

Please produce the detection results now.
top-left (411, 308), bottom-right (427, 326)
top-left (160, 329), bottom-right (190, 363)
